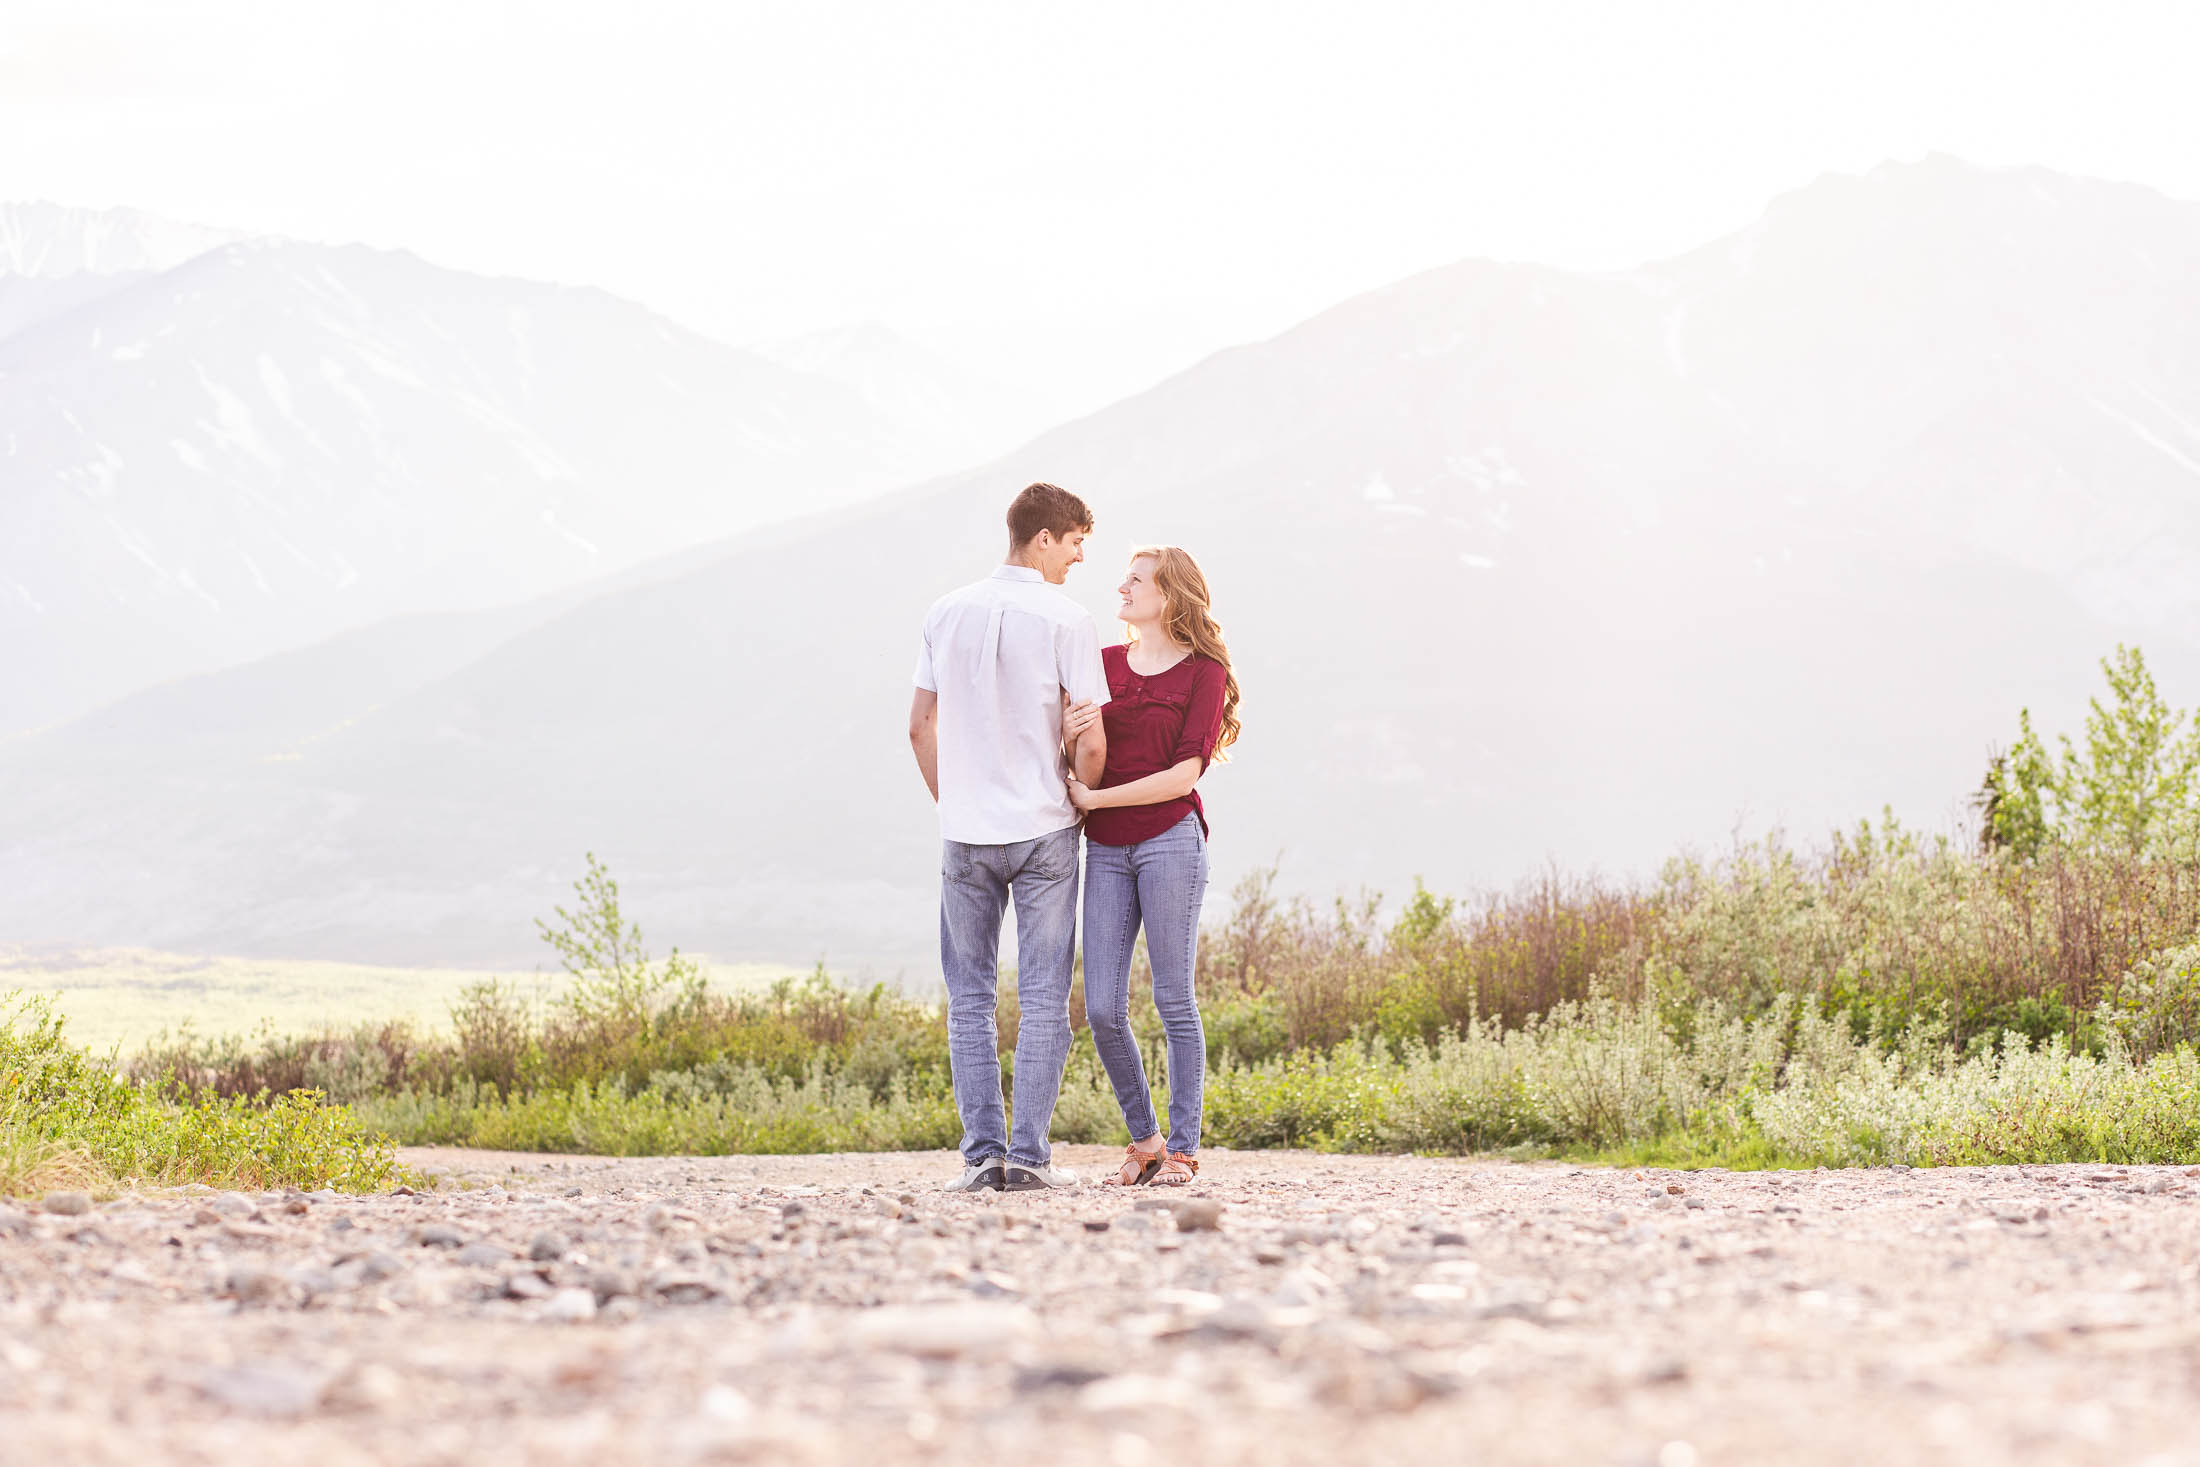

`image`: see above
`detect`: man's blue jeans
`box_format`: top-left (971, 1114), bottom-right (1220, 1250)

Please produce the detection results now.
top-left (939, 824), bottom-right (1080, 1168)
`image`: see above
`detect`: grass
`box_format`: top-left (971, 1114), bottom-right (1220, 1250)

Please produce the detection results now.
top-left (0, 993), bottom-right (399, 1198)
top-left (23, 758), bottom-right (2200, 1181)
top-left (0, 943), bottom-right (799, 1051)
top-left (309, 994), bottom-right (2200, 1171)
top-left (96, 832), bottom-right (2200, 1173)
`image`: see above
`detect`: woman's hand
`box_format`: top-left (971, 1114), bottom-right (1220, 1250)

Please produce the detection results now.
top-left (1062, 697), bottom-right (1101, 740)
top-left (1066, 774), bottom-right (1102, 812)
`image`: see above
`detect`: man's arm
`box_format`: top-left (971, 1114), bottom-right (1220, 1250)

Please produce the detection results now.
top-left (908, 688), bottom-right (940, 802)
top-left (1058, 616), bottom-right (1111, 790)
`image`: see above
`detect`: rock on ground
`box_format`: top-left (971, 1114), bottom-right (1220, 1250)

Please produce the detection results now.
top-left (2, 1146), bottom-right (2199, 1465)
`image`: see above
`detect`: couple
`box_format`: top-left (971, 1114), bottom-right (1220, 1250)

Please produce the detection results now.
top-left (908, 482), bottom-right (1242, 1193)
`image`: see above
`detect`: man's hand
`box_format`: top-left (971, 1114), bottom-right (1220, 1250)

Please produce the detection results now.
top-left (1062, 697), bottom-right (1101, 740)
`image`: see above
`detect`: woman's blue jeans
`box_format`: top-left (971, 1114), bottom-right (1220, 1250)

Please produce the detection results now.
top-left (1081, 812), bottom-right (1209, 1154)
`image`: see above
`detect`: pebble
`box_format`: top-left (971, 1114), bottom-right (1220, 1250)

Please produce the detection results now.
top-left (413, 1224), bottom-right (468, 1249)
top-left (698, 1383), bottom-right (755, 1426)
top-left (847, 1303), bottom-right (1042, 1359)
top-left (589, 1267), bottom-right (639, 1302)
top-left (198, 1363), bottom-right (327, 1417)
top-left (456, 1241), bottom-right (513, 1267)
top-left (528, 1230), bottom-right (569, 1262)
top-left (208, 1192), bottom-right (256, 1219)
top-left (357, 1251), bottom-right (405, 1284)
top-left (1172, 1200), bottom-right (1225, 1232)
top-left (543, 1288), bottom-right (598, 1323)
top-left (504, 1272), bottom-right (554, 1301)
top-left (224, 1264), bottom-right (293, 1307)
top-left (651, 1273), bottom-right (723, 1305)
top-left (323, 1362), bottom-right (403, 1413)
top-left (39, 1192), bottom-right (92, 1217)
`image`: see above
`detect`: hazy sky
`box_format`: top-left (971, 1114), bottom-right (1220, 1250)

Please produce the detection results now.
top-left (6, 1), bottom-right (2199, 420)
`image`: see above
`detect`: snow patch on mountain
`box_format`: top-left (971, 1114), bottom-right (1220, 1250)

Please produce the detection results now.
top-left (2085, 392), bottom-right (2200, 479)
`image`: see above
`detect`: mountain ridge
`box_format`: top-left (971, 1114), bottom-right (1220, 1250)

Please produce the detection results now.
top-left (8, 156), bottom-right (2200, 971)
top-left (0, 229), bottom-right (959, 733)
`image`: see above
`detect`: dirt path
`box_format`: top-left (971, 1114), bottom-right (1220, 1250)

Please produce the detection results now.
top-left (3, 1145), bottom-right (2198, 1465)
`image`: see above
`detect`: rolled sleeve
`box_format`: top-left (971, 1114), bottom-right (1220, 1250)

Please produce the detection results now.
top-left (912, 628), bottom-right (937, 691)
top-left (1057, 616), bottom-right (1111, 707)
top-left (1171, 660), bottom-right (1228, 769)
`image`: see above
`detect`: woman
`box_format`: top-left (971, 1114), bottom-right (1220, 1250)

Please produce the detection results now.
top-left (1067, 545), bottom-right (1242, 1187)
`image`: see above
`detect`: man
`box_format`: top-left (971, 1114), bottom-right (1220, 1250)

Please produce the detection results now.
top-left (909, 482), bottom-right (1110, 1192)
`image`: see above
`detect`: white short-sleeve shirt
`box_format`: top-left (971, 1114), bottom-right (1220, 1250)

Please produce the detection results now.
top-left (914, 565), bottom-right (1112, 846)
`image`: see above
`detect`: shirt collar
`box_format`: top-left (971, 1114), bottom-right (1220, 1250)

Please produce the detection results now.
top-left (992, 565), bottom-right (1044, 583)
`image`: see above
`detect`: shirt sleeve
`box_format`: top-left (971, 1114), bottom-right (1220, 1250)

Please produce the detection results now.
top-left (1057, 615), bottom-right (1111, 706)
top-left (912, 617), bottom-right (938, 692)
top-left (1172, 660), bottom-right (1228, 769)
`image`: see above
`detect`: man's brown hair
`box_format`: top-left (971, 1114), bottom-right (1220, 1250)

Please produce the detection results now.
top-left (1006, 482), bottom-right (1093, 549)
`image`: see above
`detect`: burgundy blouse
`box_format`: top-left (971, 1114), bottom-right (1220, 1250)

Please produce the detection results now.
top-left (1084, 644), bottom-right (1228, 847)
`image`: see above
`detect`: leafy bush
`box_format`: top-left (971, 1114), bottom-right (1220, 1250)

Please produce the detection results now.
top-left (1203, 990), bottom-right (2200, 1169)
top-left (2092, 941), bottom-right (2200, 1062)
top-left (1, 994), bottom-right (396, 1195)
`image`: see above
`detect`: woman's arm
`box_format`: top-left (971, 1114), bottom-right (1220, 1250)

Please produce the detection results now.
top-left (1071, 722), bottom-right (1107, 787)
top-left (1061, 697), bottom-right (1107, 787)
top-left (1069, 756), bottom-right (1201, 810)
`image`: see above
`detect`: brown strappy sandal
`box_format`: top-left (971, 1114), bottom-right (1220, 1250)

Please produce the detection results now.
top-left (1102, 1135), bottom-right (1167, 1187)
top-left (1151, 1152), bottom-right (1199, 1187)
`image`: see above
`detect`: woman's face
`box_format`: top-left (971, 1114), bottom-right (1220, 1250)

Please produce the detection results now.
top-left (1117, 556), bottom-right (1167, 625)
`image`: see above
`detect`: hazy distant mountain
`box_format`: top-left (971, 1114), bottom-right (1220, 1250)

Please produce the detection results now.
top-left (10, 157), bottom-right (2200, 971)
top-left (0, 224), bottom-right (945, 733)
top-left (0, 204), bottom-right (242, 350)
top-left (0, 202), bottom-right (242, 278)
top-left (750, 320), bottom-right (1058, 473)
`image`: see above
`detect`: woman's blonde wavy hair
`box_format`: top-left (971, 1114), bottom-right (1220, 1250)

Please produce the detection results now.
top-left (1127, 545), bottom-right (1242, 760)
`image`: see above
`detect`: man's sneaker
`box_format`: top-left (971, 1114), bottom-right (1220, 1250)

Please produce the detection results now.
top-left (1000, 1161), bottom-right (1079, 1191)
top-left (943, 1157), bottom-right (1006, 1193)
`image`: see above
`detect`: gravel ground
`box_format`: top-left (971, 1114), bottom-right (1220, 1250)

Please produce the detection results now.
top-left (4, 1145), bottom-right (2199, 1466)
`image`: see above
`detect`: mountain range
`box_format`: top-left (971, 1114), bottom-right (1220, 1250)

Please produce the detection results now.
top-left (8, 157), bottom-right (2200, 975)
top-left (0, 204), bottom-right (957, 735)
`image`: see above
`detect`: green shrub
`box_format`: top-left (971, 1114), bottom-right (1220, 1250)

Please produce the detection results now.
top-left (2093, 941), bottom-right (2200, 1062)
top-left (2, 994), bottom-right (396, 1195)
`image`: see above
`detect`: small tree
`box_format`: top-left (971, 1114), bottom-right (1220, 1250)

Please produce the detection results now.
top-left (1976, 709), bottom-right (2058, 858)
top-left (2060, 645), bottom-right (2200, 853)
top-left (1981, 645), bottom-right (2200, 857)
top-left (536, 853), bottom-right (705, 1031)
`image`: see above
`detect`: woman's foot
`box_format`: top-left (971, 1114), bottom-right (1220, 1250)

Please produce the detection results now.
top-left (1101, 1134), bottom-right (1166, 1187)
top-left (1151, 1152), bottom-right (1199, 1187)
